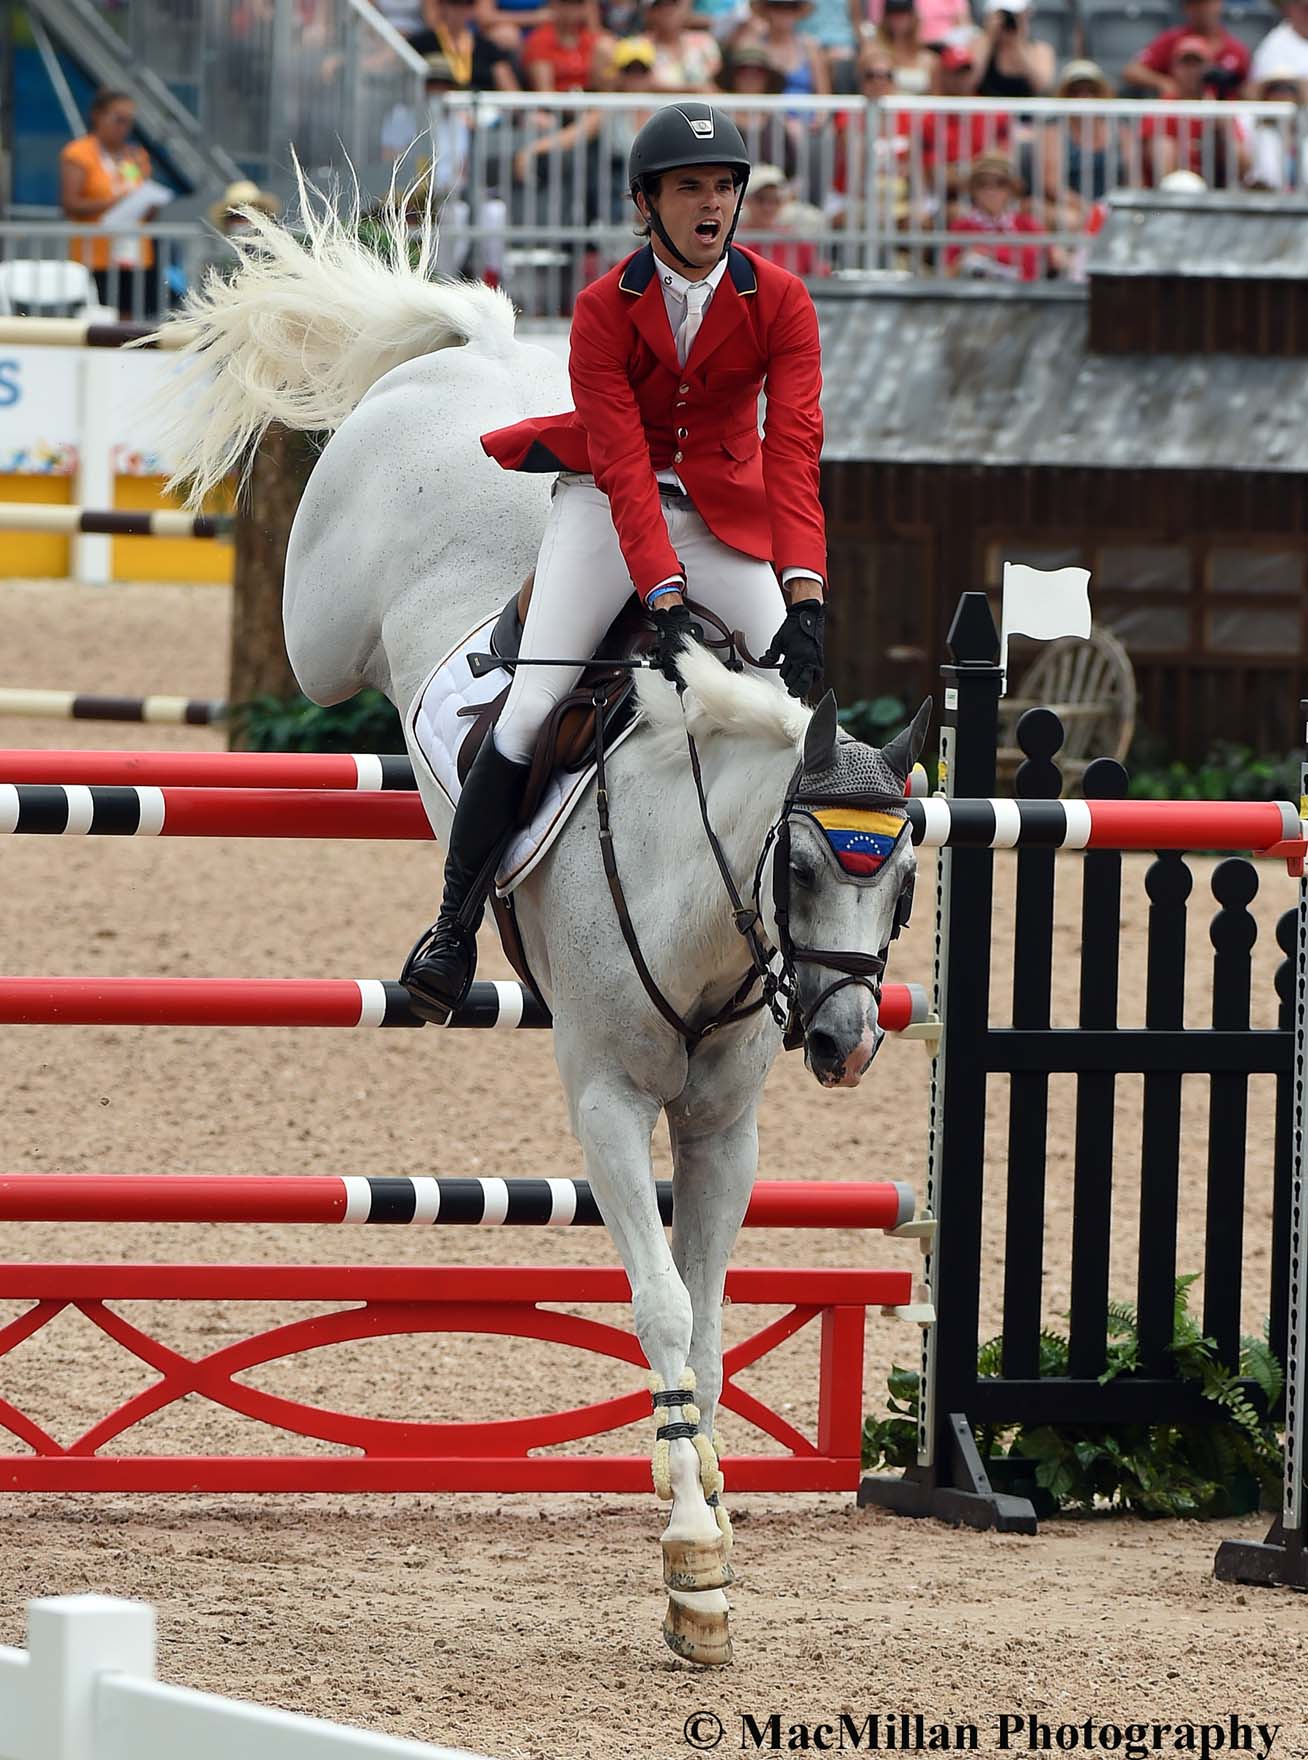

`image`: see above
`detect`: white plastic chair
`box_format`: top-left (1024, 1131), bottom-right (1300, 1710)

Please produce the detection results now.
top-left (0, 259), bottom-right (101, 316)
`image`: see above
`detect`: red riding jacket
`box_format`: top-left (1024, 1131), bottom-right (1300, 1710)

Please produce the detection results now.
top-left (480, 244), bottom-right (827, 602)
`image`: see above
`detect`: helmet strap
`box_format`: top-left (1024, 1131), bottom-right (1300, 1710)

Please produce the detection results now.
top-left (639, 174), bottom-right (749, 275)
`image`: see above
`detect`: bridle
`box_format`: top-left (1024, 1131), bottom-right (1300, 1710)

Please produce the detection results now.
top-left (755, 773), bottom-right (914, 1055)
top-left (591, 648), bottom-right (916, 1057)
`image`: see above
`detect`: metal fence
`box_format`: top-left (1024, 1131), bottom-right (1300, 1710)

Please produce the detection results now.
top-left (432, 92), bottom-right (1308, 311)
top-left (4, 94), bottom-right (1304, 320)
top-left (0, 221), bottom-right (214, 322)
top-left (99, 0), bottom-right (428, 201)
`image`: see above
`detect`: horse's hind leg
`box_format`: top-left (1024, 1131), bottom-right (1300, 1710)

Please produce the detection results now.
top-left (562, 1058), bottom-right (733, 1666)
top-left (668, 1105), bottom-right (760, 1561)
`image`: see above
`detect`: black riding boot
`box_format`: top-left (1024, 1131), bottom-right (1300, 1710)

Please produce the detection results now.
top-left (401, 737), bottom-right (530, 1023)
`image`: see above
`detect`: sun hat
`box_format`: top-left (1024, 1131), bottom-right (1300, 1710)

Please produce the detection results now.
top-left (748, 162), bottom-right (790, 192)
top-left (613, 35), bottom-right (657, 68)
top-left (1056, 57), bottom-right (1111, 94)
top-left (207, 180), bottom-right (280, 231)
top-left (723, 41), bottom-right (787, 89)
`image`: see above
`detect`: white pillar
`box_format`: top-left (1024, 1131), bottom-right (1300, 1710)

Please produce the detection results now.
top-left (22, 1596), bottom-right (156, 1760)
top-left (73, 353), bottom-right (115, 584)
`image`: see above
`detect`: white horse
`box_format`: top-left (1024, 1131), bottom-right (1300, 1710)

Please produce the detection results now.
top-left (155, 181), bottom-right (927, 1667)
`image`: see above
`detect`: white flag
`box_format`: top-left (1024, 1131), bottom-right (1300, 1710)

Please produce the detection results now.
top-left (1000, 561), bottom-right (1092, 694)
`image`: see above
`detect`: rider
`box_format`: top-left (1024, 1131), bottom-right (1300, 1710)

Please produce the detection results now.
top-left (402, 99), bottom-right (829, 1024)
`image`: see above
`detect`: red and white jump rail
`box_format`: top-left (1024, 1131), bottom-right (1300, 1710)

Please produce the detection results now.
top-left (0, 974), bottom-right (930, 1033)
top-left (0, 749), bottom-right (929, 794)
top-left (0, 692), bottom-right (226, 726)
top-left (0, 782), bottom-right (1303, 862)
top-left (0, 505), bottom-right (232, 539)
top-left (0, 1173), bottom-right (915, 1229)
top-left (0, 749), bottom-right (412, 788)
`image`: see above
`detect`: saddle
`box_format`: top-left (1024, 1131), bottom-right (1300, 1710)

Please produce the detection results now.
top-left (455, 574), bottom-right (649, 1011)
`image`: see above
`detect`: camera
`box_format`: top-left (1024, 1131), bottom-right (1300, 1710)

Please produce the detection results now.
top-left (1203, 63), bottom-right (1243, 93)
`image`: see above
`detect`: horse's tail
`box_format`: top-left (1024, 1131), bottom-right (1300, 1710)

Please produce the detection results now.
top-left (146, 157), bottom-right (518, 510)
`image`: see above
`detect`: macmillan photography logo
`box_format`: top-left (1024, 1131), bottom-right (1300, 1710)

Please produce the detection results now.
top-left (680, 1711), bottom-right (1282, 1756)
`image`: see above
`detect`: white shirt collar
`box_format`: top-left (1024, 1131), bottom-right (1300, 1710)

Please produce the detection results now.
top-left (654, 251), bottom-right (730, 304)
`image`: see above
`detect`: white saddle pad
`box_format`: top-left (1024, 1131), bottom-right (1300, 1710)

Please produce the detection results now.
top-left (406, 612), bottom-right (641, 896)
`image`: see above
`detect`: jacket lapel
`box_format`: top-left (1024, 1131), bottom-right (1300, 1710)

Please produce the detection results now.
top-left (620, 245), bottom-right (681, 376)
top-left (685, 247), bottom-right (758, 372)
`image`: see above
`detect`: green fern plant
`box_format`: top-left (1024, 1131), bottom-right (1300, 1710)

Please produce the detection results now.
top-left (863, 1275), bottom-right (1284, 1518)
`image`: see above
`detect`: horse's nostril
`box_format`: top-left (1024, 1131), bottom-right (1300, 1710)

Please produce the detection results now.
top-left (807, 1029), bottom-right (842, 1070)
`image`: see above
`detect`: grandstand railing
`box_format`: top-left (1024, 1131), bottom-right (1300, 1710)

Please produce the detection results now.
top-left (433, 91), bottom-right (1307, 310)
top-left (3, 95), bottom-right (1303, 320)
top-left (101, 0), bottom-right (428, 202)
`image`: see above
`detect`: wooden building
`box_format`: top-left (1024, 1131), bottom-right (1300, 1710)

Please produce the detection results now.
top-left (814, 192), bottom-right (1308, 759)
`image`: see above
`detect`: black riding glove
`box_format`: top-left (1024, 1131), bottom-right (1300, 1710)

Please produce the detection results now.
top-left (649, 599), bottom-right (705, 689)
top-left (762, 599), bottom-right (825, 700)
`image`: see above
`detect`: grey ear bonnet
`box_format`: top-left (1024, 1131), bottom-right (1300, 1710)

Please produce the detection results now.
top-left (796, 732), bottom-right (910, 814)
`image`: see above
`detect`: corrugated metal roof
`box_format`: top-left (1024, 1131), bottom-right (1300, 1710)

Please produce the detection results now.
top-left (1089, 191), bottom-right (1308, 280)
top-left (814, 283), bottom-right (1308, 471)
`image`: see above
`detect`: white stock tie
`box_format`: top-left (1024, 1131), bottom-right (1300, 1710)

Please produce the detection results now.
top-left (676, 281), bottom-right (712, 367)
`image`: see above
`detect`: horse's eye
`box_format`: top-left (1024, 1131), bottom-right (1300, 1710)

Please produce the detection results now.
top-left (791, 860), bottom-right (817, 890)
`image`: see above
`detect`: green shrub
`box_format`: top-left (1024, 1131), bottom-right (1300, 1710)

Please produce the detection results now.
top-left (1126, 738), bottom-right (1301, 804)
top-left (838, 696), bottom-right (912, 748)
top-left (234, 690), bottom-right (404, 753)
top-left (862, 1275), bottom-right (1284, 1518)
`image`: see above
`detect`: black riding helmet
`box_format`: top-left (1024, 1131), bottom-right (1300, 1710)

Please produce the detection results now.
top-left (627, 102), bottom-right (752, 272)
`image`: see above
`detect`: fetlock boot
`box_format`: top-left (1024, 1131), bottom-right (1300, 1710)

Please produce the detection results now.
top-left (401, 737), bottom-right (530, 1023)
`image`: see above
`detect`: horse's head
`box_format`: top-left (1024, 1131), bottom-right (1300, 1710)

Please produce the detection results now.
top-left (771, 693), bottom-right (931, 1089)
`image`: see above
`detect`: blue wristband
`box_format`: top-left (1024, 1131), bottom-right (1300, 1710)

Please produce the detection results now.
top-left (645, 583), bottom-right (684, 609)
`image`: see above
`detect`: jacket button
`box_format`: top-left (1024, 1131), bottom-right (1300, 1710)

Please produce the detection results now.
top-left (677, 427), bottom-right (688, 439)
top-left (673, 451), bottom-right (683, 464)
top-left (679, 383), bottom-right (689, 394)
top-left (675, 400), bottom-right (686, 408)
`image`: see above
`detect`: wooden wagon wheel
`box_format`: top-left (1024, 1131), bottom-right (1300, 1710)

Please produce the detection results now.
top-left (997, 628), bottom-right (1138, 788)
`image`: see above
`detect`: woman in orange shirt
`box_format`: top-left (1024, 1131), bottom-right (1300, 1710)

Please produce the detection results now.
top-left (59, 89), bottom-right (160, 318)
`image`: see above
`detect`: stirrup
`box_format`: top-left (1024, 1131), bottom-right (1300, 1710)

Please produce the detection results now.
top-left (400, 917), bottom-right (477, 1024)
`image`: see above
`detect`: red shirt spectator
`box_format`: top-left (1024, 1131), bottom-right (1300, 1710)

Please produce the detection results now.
top-left (1140, 35), bottom-right (1252, 181)
top-left (944, 153), bottom-right (1043, 280)
top-left (1123, 0), bottom-right (1249, 95)
top-left (945, 207), bottom-right (1042, 279)
top-left (522, 0), bottom-right (604, 89)
top-left (919, 45), bottom-right (1010, 169)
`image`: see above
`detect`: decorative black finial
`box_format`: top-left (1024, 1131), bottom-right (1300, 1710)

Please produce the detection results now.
top-left (947, 593), bottom-right (1000, 667)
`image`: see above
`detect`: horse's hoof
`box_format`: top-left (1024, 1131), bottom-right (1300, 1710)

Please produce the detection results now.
top-left (662, 1533), bottom-right (734, 1593)
top-left (662, 1592), bottom-right (733, 1667)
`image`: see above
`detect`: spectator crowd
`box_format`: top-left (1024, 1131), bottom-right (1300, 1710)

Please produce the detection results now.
top-left (362, 0), bottom-right (1308, 285)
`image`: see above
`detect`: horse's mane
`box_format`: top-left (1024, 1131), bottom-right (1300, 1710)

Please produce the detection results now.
top-left (634, 641), bottom-right (811, 768)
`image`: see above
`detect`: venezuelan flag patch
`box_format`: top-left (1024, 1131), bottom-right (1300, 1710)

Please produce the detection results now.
top-left (810, 807), bottom-right (905, 878)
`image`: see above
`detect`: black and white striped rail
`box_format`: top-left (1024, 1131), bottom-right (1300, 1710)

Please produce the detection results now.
top-left (0, 506), bottom-right (232, 539)
top-left (0, 317), bottom-right (181, 349)
top-left (0, 690), bottom-right (227, 726)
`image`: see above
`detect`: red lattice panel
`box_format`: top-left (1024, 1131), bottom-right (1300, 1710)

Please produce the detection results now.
top-left (0, 1263), bottom-right (911, 1493)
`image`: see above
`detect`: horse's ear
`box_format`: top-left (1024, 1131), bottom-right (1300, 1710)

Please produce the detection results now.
top-left (881, 698), bottom-right (933, 781)
top-left (802, 690), bottom-right (839, 775)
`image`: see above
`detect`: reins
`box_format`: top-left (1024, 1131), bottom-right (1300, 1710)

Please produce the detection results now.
top-left (495, 612), bottom-right (914, 1058)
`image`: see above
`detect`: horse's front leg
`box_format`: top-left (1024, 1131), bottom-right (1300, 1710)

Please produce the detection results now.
top-left (561, 1055), bottom-right (733, 1666)
top-left (668, 1089), bottom-right (764, 1566)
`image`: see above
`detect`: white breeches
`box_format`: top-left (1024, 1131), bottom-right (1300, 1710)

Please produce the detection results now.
top-left (491, 476), bottom-right (787, 766)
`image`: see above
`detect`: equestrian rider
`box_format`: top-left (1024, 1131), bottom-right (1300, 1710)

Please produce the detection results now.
top-left (402, 99), bottom-right (829, 1024)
